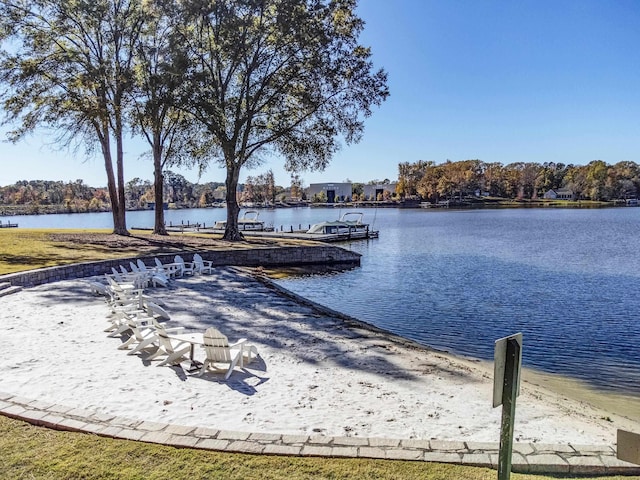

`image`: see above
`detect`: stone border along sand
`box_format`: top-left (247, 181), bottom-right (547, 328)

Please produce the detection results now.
top-left (1, 255), bottom-right (639, 476)
top-left (0, 245), bottom-right (361, 288)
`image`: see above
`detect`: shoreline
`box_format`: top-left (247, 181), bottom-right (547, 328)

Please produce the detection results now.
top-left (258, 270), bottom-right (640, 425)
top-left (0, 199), bottom-right (631, 218)
top-left (2, 269), bottom-right (638, 445)
top-left (520, 368), bottom-right (640, 424)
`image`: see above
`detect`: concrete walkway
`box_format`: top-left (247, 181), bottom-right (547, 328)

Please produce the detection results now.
top-left (1, 391), bottom-right (638, 476)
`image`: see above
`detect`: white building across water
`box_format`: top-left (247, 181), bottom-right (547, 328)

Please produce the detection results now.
top-left (307, 183), bottom-right (353, 203)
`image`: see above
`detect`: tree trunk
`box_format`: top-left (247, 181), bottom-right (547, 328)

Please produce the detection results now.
top-left (98, 127), bottom-right (126, 235)
top-left (223, 161), bottom-right (244, 241)
top-left (152, 139), bottom-right (167, 235)
top-left (113, 98), bottom-right (129, 236)
top-left (103, 148), bottom-right (120, 233)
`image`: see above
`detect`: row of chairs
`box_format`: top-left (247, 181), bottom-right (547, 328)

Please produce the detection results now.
top-left (95, 254), bottom-right (214, 292)
top-left (178, 254), bottom-right (214, 276)
top-left (90, 267), bottom-right (192, 366)
top-left (89, 269), bottom-right (258, 378)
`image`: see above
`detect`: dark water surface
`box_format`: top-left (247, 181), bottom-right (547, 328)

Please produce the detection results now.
top-left (276, 207), bottom-right (640, 398)
top-left (6, 206), bottom-right (640, 397)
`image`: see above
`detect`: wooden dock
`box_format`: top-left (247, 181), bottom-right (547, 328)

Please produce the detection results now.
top-left (0, 221), bottom-right (18, 228)
top-left (241, 229), bottom-right (379, 243)
top-left (134, 225), bottom-right (378, 243)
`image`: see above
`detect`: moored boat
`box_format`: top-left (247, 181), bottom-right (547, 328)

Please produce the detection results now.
top-left (214, 210), bottom-right (269, 231)
top-left (306, 212), bottom-right (378, 238)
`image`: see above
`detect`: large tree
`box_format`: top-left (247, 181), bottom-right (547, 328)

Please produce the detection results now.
top-left (0, 0), bottom-right (146, 235)
top-left (131, 0), bottom-right (210, 235)
top-left (175, 0), bottom-right (388, 240)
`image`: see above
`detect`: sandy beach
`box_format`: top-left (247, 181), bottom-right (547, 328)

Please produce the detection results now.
top-left (1, 268), bottom-right (638, 445)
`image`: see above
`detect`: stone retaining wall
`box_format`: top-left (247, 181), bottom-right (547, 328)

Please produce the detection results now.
top-left (0, 246), bottom-right (360, 287)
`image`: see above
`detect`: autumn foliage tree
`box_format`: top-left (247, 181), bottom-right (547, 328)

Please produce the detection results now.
top-left (399, 159), bottom-right (640, 202)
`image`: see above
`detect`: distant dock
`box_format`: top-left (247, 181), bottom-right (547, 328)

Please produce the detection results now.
top-left (0, 221), bottom-right (18, 228)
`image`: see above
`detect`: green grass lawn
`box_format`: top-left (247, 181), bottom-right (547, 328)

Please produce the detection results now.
top-left (0, 228), bottom-right (312, 275)
top-left (0, 229), bottom-right (636, 479)
top-left (0, 229), bottom-right (142, 274)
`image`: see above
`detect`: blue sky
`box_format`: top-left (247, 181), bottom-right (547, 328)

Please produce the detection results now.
top-left (2, 0), bottom-right (640, 188)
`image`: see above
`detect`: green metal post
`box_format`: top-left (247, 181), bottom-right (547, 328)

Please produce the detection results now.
top-left (498, 338), bottom-right (520, 480)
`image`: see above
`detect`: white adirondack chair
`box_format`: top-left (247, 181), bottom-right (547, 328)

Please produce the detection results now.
top-left (174, 255), bottom-right (195, 276)
top-left (137, 259), bottom-right (169, 287)
top-left (125, 321), bottom-right (185, 356)
top-left (146, 325), bottom-right (192, 366)
top-left (197, 327), bottom-right (257, 380)
top-left (155, 257), bottom-right (180, 278)
top-left (193, 253), bottom-right (213, 274)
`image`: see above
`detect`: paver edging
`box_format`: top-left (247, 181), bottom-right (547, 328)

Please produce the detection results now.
top-left (1, 392), bottom-right (638, 475)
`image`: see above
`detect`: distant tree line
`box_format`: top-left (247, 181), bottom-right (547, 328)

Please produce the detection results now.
top-left (397, 160), bottom-right (640, 202)
top-left (124, 172), bottom-right (227, 209)
top-left (0, 179), bottom-right (110, 214)
top-left (0, 173), bottom-right (226, 214)
top-left (0, 169), bottom-right (304, 214)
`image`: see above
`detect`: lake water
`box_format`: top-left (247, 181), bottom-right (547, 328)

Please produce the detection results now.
top-left (278, 207), bottom-right (640, 399)
top-left (5, 206), bottom-right (640, 398)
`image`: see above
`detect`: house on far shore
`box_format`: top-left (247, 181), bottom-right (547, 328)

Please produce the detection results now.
top-left (543, 188), bottom-right (575, 200)
top-left (307, 182), bottom-right (353, 203)
top-left (363, 183), bottom-right (398, 201)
